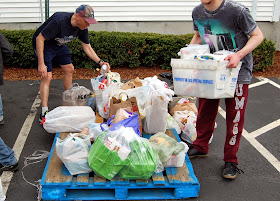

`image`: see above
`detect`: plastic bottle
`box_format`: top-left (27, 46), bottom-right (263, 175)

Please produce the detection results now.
top-left (101, 64), bottom-right (107, 75)
top-left (87, 92), bottom-right (96, 111)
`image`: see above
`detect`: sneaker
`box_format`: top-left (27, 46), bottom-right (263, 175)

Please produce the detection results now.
top-left (39, 111), bottom-right (48, 124)
top-left (223, 162), bottom-right (244, 180)
top-left (0, 162), bottom-right (19, 172)
top-left (187, 146), bottom-right (208, 158)
top-left (0, 118), bottom-right (4, 125)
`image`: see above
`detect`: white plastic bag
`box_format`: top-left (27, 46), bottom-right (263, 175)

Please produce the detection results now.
top-left (143, 91), bottom-right (169, 133)
top-left (165, 142), bottom-right (189, 167)
top-left (43, 106), bottom-right (96, 133)
top-left (56, 133), bottom-right (92, 175)
top-left (62, 83), bottom-right (91, 106)
top-left (181, 111), bottom-right (197, 143)
top-left (177, 44), bottom-right (210, 59)
top-left (96, 83), bottom-right (122, 119)
top-left (142, 76), bottom-right (174, 133)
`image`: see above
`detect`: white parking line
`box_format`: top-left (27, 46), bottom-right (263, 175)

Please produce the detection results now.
top-left (250, 119), bottom-right (280, 138)
top-left (219, 106), bottom-right (280, 173)
top-left (1, 92), bottom-right (41, 195)
top-left (256, 77), bottom-right (280, 89)
top-left (249, 79), bottom-right (268, 89)
top-left (218, 77), bottom-right (280, 173)
top-left (242, 130), bottom-right (280, 173)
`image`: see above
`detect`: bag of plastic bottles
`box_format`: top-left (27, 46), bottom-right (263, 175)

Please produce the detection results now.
top-left (62, 83), bottom-right (91, 106)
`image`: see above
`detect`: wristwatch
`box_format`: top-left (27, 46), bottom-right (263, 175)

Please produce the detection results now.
top-left (97, 59), bottom-right (104, 64)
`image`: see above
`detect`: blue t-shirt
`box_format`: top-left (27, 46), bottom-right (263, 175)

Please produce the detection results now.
top-left (33, 12), bottom-right (90, 47)
top-left (192, 0), bottom-right (257, 84)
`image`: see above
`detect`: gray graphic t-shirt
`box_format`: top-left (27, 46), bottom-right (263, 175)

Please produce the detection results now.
top-left (192, 0), bottom-right (257, 84)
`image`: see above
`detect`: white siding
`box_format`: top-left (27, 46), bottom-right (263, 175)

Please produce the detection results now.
top-left (0, 0), bottom-right (279, 23)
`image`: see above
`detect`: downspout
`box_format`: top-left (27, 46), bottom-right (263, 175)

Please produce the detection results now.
top-left (45, 0), bottom-right (49, 21)
top-left (273, 0), bottom-right (280, 22)
top-left (252, 0), bottom-right (257, 20)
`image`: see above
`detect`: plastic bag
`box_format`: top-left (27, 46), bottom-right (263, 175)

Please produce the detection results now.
top-left (56, 133), bottom-right (92, 175)
top-left (149, 132), bottom-right (185, 165)
top-left (166, 114), bottom-right (181, 134)
top-left (143, 91), bottom-right (169, 133)
top-left (87, 123), bottom-right (103, 141)
top-left (177, 44), bottom-right (210, 59)
top-left (96, 83), bottom-right (121, 119)
top-left (142, 76), bottom-right (174, 133)
top-left (62, 83), bottom-right (91, 106)
top-left (43, 106), bottom-right (96, 133)
top-left (165, 142), bottom-right (189, 167)
top-left (118, 137), bottom-right (159, 180)
top-left (88, 127), bottom-right (133, 180)
top-left (101, 110), bottom-right (141, 136)
top-left (181, 111), bottom-right (197, 143)
top-left (170, 98), bottom-right (198, 116)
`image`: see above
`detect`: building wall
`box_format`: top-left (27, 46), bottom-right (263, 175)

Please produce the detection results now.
top-left (0, 0), bottom-right (279, 49)
top-left (0, 0), bottom-right (279, 22)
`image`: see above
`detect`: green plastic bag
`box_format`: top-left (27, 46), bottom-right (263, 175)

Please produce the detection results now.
top-left (88, 131), bottom-right (130, 180)
top-left (118, 138), bottom-right (158, 180)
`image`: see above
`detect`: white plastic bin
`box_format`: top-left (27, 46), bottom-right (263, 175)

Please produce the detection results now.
top-left (171, 58), bottom-right (241, 99)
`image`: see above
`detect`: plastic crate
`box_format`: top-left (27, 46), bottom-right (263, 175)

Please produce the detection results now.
top-left (171, 58), bottom-right (241, 99)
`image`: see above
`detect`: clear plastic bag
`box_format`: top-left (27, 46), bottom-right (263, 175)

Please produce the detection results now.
top-left (149, 132), bottom-right (185, 165)
top-left (56, 133), bottom-right (92, 175)
top-left (62, 83), bottom-right (91, 106)
top-left (166, 114), bottom-right (181, 134)
top-left (87, 123), bottom-right (102, 141)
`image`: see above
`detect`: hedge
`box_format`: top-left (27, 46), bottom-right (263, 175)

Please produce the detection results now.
top-left (0, 29), bottom-right (275, 71)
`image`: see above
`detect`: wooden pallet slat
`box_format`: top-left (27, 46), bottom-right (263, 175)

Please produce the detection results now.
top-left (151, 171), bottom-right (166, 185)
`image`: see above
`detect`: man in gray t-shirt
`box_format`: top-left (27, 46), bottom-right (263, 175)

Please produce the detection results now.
top-left (187, 0), bottom-right (264, 180)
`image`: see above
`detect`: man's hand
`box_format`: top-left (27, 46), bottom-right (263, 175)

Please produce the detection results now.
top-left (38, 64), bottom-right (47, 78)
top-left (224, 53), bottom-right (242, 68)
top-left (100, 61), bottom-right (111, 72)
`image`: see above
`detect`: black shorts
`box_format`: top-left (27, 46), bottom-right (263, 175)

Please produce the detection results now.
top-left (33, 42), bottom-right (72, 72)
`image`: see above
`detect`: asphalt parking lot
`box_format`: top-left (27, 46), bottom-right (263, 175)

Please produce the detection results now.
top-left (0, 76), bottom-right (279, 201)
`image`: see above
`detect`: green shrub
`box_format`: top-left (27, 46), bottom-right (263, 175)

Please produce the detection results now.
top-left (0, 29), bottom-right (275, 72)
top-left (252, 38), bottom-right (276, 71)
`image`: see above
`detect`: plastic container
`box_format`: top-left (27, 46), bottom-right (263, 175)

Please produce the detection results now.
top-left (87, 92), bottom-right (96, 111)
top-left (171, 58), bottom-right (241, 99)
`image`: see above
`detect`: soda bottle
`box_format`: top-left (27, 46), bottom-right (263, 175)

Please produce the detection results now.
top-left (87, 92), bottom-right (96, 111)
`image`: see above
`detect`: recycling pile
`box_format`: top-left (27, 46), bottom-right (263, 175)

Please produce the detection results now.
top-left (40, 45), bottom-right (225, 179)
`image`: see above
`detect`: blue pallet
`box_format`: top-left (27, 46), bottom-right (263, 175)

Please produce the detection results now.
top-left (41, 129), bottom-right (200, 200)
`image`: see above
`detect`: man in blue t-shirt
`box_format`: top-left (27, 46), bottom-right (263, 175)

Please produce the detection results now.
top-left (32, 5), bottom-right (110, 123)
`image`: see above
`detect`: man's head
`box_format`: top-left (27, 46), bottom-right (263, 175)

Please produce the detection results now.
top-left (76, 5), bottom-right (98, 25)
